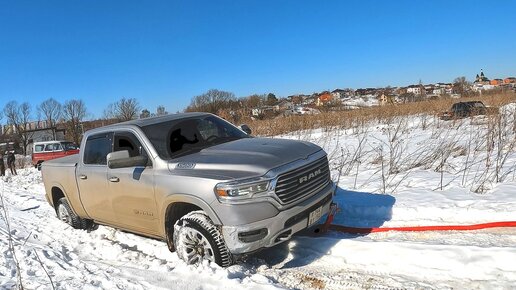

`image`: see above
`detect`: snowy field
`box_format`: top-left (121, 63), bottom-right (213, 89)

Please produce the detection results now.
top-left (2, 104), bottom-right (516, 289)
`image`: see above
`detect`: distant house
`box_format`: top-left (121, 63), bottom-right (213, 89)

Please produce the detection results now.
top-left (1, 119), bottom-right (68, 153)
top-left (490, 79), bottom-right (503, 86)
top-left (432, 87), bottom-right (446, 95)
top-left (397, 87), bottom-right (408, 95)
top-left (504, 77), bottom-right (516, 84)
top-left (302, 95), bottom-right (317, 106)
top-left (331, 89), bottom-right (345, 99)
top-left (407, 85), bottom-right (422, 95)
top-left (331, 88), bottom-right (354, 99)
top-left (424, 84), bottom-right (435, 95)
top-left (288, 94), bottom-right (310, 105)
top-left (355, 88), bottom-right (379, 96)
top-left (251, 106), bottom-right (278, 118)
top-left (316, 92), bottom-right (333, 106)
top-left (377, 93), bottom-right (396, 106)
top-left (277, 99), bottom-right (293, 111)
top-left (435, 83), bottom-right (453, 95)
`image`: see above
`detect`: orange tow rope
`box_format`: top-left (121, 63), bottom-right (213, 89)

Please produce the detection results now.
top-left (320, 203), bottom-right (516, 234)
top-left (328, 221), bottom-right (516, 234)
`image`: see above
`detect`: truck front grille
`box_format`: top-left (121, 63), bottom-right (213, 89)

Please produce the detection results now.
top-left (275, 157), bottom-right (330, 204)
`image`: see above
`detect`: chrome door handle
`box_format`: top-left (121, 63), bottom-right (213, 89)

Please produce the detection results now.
top-left (109, 177), bottom-right (120, 183)
top-left (79, 175), bottom-right (87, 180)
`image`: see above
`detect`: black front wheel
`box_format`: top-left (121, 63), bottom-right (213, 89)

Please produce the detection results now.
top-left (173, 211), bottom-right (233, 267)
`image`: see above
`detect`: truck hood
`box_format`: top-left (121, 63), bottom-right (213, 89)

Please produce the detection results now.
top-left (168, 137), bottom-right (322, 180)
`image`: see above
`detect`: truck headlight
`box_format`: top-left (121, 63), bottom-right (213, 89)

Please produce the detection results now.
top-left (215, 178), bottom-right (270, 199)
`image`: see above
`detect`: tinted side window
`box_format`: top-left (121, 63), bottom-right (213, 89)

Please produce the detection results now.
top-left (114, 131), bottom-right (148, 158)
top-left (62, 142), bottom-right (77, 150)
top-left (84, 133), bottom-right (113, 165)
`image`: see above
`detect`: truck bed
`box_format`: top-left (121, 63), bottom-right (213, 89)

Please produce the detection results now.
top-left (43, 154), bottom-right (80, 168)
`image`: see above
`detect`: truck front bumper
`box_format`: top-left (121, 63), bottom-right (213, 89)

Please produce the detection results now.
top-left (221, 182), bottom-right (335, 255)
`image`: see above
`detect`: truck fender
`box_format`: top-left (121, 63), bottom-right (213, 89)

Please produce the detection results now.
top-left (159, 194), bottom-right (222, 235)
top-left (48, 181), bottom-right (90, 219)
top-left (48, 182), bottom-right (68, 208)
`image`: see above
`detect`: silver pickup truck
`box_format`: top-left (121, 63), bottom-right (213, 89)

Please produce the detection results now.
top-left (42, 113), bottom-right (334, 266)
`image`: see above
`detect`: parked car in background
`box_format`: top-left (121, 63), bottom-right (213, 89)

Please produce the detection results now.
top-left (439, 101), bottom-right (498, 121)
top-left (32, 141), bottom-right (79, 169)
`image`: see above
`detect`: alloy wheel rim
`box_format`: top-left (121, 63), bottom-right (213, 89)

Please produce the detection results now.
top-left (181, 227), bottom-right (215, 264)
top-left (58, 204), bottom-right (71, 224)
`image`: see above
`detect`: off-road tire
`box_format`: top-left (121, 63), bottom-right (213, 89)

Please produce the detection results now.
top-left (173, 211), bottom-right (233, 267)
top-left (56, 197), bottom-right (93, 230)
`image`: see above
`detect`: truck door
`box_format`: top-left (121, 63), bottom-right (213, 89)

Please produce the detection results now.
top-left (108, 130), bottom-right (159, 235)
top-left (77, 132), bottom-right (115, 223)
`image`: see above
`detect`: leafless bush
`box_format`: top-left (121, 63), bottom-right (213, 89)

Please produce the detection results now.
top-left (0, 188), bottom-right (24, 289)
top-left (247, 92), bottom-right (515, 137)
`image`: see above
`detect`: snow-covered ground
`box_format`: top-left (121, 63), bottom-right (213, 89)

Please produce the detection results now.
top-left (2, 104), bottom-right (516, 289)
top-left (340, 95), bottom-right (379, 109)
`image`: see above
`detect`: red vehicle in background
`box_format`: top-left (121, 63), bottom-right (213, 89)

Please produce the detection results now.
top-left (32, 141), bottom-right (79, 169)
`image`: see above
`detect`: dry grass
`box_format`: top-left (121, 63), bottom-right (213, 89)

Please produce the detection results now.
top-left (246, 92), bottom-right (516, 137)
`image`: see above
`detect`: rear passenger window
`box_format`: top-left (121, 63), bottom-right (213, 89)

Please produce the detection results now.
top-left (53, 143), bottom-right (63, 151)
top-left (83, 133), bottom-right (113, 165)
top-left (44, 144), bottom-right (54, 151)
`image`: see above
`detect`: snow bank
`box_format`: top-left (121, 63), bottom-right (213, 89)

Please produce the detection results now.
top-left (2, 104), bottom-right (516, 289)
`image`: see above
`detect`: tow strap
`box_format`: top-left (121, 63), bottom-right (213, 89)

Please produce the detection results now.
top-left (317, 203), bottom-right (516, 235)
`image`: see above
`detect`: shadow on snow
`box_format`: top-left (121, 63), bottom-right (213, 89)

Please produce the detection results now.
top-left (248, 186), bottom-right (396, 269)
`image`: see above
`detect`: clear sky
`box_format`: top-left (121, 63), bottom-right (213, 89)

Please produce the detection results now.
top-left (1, 0), bottom-right (515, 119)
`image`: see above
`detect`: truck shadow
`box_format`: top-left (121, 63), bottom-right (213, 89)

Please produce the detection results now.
top-left (250, 187), bottom-right (396, 269)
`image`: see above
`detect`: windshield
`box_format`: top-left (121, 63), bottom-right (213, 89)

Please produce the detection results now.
top-left (62, 142), bottom-right (78, 150)
top-left (141, 115), bottom-right (249, 159)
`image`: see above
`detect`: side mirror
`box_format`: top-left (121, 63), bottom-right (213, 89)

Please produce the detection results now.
top-left (107, 150), bottom-right (148, 169)
top-left (239, 124), bottom-right (252, 135)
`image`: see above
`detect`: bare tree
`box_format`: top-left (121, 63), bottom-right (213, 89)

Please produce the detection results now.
top-left (0, 111), bottom-right (3, 135)
top-left (63, 99), bottom-right (87, 145)
top-left (186, 89), bottom-right (237, 114)
top-left (453, 76), bottom-right (471, 96)
top-left (105, 98), bottom-right (140, 121)
top-left (241, 94), bottom-right (265, 109)
top-left (266, 93), bottom-right (278, 105)
top-left (399, 92), bottom-right (416, 103)
top-left (102, 103), bottom-right (116, 120)
top-left (38, 98), bottom-right (62, 139)
top-left (140, 109), bottom-right (151, 119)
top-left (156, 105), bottom-right (168, 116)
top-left (3, 101), bottom-right (34, 155)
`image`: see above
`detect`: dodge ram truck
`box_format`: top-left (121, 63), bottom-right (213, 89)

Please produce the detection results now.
top-left (42, 112), bottom-right (334, 266)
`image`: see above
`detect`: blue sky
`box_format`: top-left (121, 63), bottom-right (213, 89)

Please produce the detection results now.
top-left (1, 0), bottom-right (515, 119)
